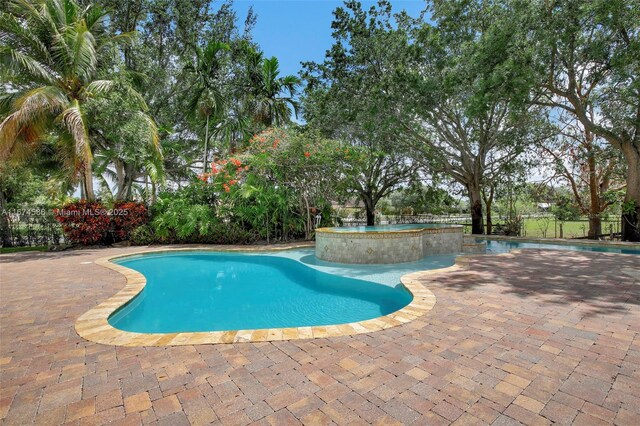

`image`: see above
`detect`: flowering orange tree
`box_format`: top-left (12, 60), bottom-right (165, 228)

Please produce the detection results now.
top-left (198, 128), bottom-right (350, 241)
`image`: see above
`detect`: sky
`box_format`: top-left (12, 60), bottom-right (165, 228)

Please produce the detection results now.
top-left (221, 0), bottom-right (428, 78)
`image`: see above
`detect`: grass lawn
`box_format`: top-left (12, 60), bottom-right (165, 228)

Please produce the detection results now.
top-left (521, 217), bottom-right (619, 239)
top-left (0, 246), bottom-right (48, 254)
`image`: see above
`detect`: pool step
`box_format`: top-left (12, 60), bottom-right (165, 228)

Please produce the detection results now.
top-left (462, 236), bottom-right (486, 254)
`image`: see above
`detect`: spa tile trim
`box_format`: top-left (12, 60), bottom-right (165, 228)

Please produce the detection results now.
top-left (316, 225), bottom-right (463, 239)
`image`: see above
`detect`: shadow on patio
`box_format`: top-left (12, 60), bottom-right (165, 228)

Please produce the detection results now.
top-left (424, 249), bottom-right (640, 317)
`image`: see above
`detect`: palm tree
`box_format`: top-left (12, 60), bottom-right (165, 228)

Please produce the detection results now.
top-left (184, 40), bottom-right (230, 172)
top-left (0, 0), bottom-right (159, 201)
top-left (247, 51), bottom-right (301, 127)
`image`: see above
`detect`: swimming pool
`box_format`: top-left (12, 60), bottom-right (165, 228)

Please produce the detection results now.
top-left (482, 239), bottom-right (640, 255)
top-left (77, 236), bottom-right (638, 345)
top-left (109, 252), bottom-right (413, 333)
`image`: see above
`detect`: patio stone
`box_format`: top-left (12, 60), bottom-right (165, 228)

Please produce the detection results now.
top-left (1, 246), bottom-right (639, 425)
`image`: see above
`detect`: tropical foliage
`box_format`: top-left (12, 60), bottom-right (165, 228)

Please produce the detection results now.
top-left (0, 0), bottom-right (160, 201)
top-left (141, 128), bottom-right (345, 245)
top-left (53, 200), bottom-right (148, 245)
top-left (1, 0), bottom-right (639, 245)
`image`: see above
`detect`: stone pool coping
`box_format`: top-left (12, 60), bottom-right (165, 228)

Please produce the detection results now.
top-left (75, 235), bottom-right (638, 347)
top-left (75, 243), bottom-right (440, 346)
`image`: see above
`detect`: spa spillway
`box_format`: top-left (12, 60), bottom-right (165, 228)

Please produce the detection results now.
top-left (315, 224), bottom-right (464, 264)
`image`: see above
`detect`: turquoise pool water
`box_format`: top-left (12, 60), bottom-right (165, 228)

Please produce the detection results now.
top-left (109, 252), bottom-right (413, 333)
top-left (324, 224), bottom-right (461, 232)
top-left (108, 238), bottom-right (637, 334)
top-left (483, 239), bottom-right (640, 255)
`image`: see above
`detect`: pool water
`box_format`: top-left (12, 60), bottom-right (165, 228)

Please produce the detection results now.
top-left (108, 238), bottom-right (638, 335)
top-left (109, 252), bottom-right (413, 333)
top-left (483, 240), bottom-right (640, 255)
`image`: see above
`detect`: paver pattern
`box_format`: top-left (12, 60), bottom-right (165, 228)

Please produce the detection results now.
top-left (1, 246), bottom-right (639, 425)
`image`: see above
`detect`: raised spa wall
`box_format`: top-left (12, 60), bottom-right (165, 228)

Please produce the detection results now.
top-left (315, 226), bottom-right (464, 264)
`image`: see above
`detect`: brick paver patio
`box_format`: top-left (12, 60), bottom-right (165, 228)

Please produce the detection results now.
top-left (1, 247), bottom-right (639, 425)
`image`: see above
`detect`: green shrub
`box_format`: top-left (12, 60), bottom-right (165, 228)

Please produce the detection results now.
top-left (130, 224), bottom-right (155, 245)
top-left (152, 201), bottom-right (217, 243)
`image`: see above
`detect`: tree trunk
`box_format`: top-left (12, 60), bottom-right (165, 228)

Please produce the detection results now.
top-left (621, 142), bottom-right (640, 242)
top-left (151, 181), bottom-right (157, 204)
top-left (468, 184), bottom-right (484, 235)
top-left (587, 152), bottom-right (602, 239)
top-left (588, 216), bottom-right (602, 239)
top-left (482, 186), bottom-right (495, 235)
top-left (587, 146), bottom-right (602, 240)
top-left (0, 189), bottom-right (12, 247)
top-left (365, 207), bottom-right (375, 226)
top-left (302, 195), bottom-right (311, 240)
top-left (115, 160), bottom-right (126, 201)
top-left (361, 192), bottom-right (376, 226)
top-left (83, 162), bottom-right (95, 202)
top-left (203, 114), bottom-right (210, 173)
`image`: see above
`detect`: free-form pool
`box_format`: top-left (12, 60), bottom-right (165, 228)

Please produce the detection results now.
top-left (109, 252), bottom-right (413, 333)
top-left (82, 238), bottom-right (637, 344)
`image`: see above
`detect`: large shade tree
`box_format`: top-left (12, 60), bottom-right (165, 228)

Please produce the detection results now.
top-left (535, 0), bottom-right (640, 241)
top-left (483, 0), bottom-right (640, 241)
top-left (397, 0), bottom-right (547, 235)
top-left (302, 1), bottom-right (418, 226)
top-left (538, 109), bottom-right (625, 239)
top-left (0, 0), bottom-right (159, 201)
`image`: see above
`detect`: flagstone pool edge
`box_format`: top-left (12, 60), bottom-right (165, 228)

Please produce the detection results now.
top-left (74, 244), bottom-right (440, 346)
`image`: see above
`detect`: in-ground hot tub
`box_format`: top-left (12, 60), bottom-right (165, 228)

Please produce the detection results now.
top-left (315, 224), bottom-right (464, 264)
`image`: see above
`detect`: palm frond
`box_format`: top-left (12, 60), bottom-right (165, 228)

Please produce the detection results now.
top-left (54, 130), bottom-right (83, 181)
top-left (14, 85), bottom-right (68, 114)
top-left (0, 85), bottom-right (67, 160)
top-left (137, 111), bottom-right (162, 159)
top-left (82, 4), bottom-right (107, 33)
top-left (58, 99), bottom-right (92, 164)
top-left (0, 46), bottom-right (56, 84)
top-left (0, 110), bottom-right (49, 162)
top-left (95, 172), bottom-right (114, 198)
top-left (124, 84), bottom-right (149, 110)
top-left (70, 19), bottom-right (97, 81)
top-left (144, 155), bottom-right (165, 183)
top-left (0, 11), bottom-right (52, 64)
top-left (83, 79), bottom-right (114, 96)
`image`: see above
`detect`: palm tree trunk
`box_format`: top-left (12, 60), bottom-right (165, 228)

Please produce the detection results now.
top-left (203, 114), bottom-right (210, 173)
top-left (83, 162), bottom-right (95, 201)
top-left (0, 189), bottom-right (13, 247)
top-left (115, 160), bottom-right (126, 201)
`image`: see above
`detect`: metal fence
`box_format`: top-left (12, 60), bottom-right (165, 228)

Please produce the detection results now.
top-left (0, 205), bottom-right (66, 248)
top-left (339, 213), bottom-right (622, 240)
top-left (520, 217), bottom-right (621, 239)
